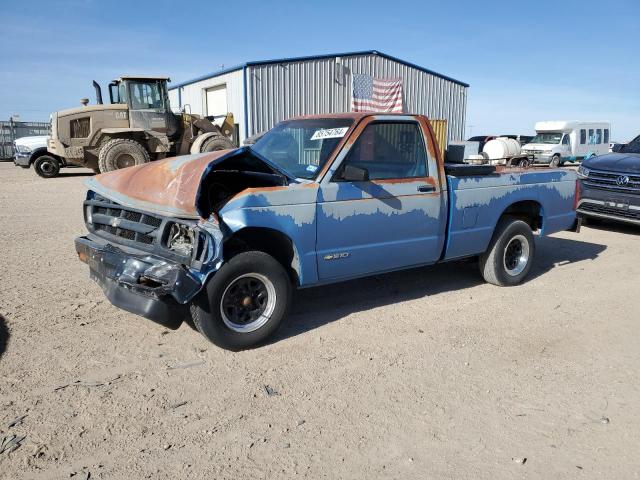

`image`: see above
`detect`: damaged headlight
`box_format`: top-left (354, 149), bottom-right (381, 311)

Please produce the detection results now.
top-left (166, 222), bottom-right (196, 256)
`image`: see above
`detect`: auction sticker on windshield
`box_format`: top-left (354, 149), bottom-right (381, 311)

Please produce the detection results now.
top-left (310, 127), bottom-right (349, 141)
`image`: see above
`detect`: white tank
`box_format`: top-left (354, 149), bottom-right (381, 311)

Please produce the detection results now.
top-left (482, 137), bottom-right (521, 160)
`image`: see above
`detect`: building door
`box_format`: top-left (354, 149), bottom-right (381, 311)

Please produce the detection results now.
top-left (205, 85), bottom-right (227, 124)
top-left (316, 118), bottom-right (446, 281)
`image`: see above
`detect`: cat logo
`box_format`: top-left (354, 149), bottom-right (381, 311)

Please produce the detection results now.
top-left (323, 252), bottom-right (350, 261)
top-left (114, 111), bottom-right (128, 120)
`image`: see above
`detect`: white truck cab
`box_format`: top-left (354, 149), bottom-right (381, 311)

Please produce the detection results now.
top-left (522, 121), bottom-right (610, 167)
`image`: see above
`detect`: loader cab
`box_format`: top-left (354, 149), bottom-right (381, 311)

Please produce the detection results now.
top-left (107, 76), bottom-right (178, 136)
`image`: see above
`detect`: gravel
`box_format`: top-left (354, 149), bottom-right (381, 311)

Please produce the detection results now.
top-left (1, 162), bottom-right (639, 479)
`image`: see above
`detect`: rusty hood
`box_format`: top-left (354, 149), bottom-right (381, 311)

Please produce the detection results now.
top-left (84, 147), bottom-right (294, 219)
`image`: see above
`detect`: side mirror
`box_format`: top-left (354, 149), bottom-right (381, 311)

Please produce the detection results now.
top-left (341, 164), bottom-right (369, 182)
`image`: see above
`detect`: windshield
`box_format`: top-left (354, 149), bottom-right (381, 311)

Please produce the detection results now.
top-left (251, 118), bottom-right (354, 179)
top-left (128, 81), bottom-right (164, 110)
top-left (530, 132), bottom-right (563, 144)
top-left (621, 135), bottom-right (640, 154)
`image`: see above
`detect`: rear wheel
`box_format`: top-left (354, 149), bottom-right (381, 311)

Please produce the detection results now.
top-left (190, 251), bottom-right (292, 350)
top-left (200, 135), bottom-right (234, 152)
top-left (479, 218), bottom-right (535, 286)
top-left (98, 138), bottom-right (150, 173)
top-left (33, 155), bottom-right (60, 178)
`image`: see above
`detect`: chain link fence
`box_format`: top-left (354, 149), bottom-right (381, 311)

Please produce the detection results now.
top-left (0, 120), bottom-right (51, 159)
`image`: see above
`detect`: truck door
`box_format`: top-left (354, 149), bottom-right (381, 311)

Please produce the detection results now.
top-left (316, 118), bottom-right (446, 280)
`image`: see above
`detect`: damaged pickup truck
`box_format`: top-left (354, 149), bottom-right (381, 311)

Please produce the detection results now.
top-left (75, 113), bottom-right (579, 350)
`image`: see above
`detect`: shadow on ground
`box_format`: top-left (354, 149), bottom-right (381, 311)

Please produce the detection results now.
top-left (0, 314), bottom-right (9, 360)
top-left (272, 234), bottom-right (606, 344)
top-left (583, 218), bottom-right (640, 236)
top-left (56, 170), bottom-right (94, 178)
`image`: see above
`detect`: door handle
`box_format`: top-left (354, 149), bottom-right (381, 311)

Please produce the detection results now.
top-left (417, 184), bottom-right (435, 193)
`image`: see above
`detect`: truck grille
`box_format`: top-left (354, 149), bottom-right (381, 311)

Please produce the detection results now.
top-left (579, 202), bottom-right (640, 221)
top-left (584, 170), bottom-right (640, 194)
top-left (87, 194), bottom-right (165, 248)
top-left (71, 117), bottom-right (90, 138)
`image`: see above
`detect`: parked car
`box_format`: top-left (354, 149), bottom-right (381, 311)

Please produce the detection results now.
top-left (610, 141), bottom-right (626, 152)
top-left (75, 113), bottom-right (578, 350)
top-left (501, 134), bottom-right (534, 146)
top-left (522, 121), bottom-right (610, 167)
top-left (13, 135), bottom-right (67, 178)
top-left (576, 133), bottom-right (640, 226)
top-left (467, 135), bottom-right (497, 152)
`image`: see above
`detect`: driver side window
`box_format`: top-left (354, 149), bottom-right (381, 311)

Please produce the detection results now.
top-left (562, 135), bottom-right (570, 146)
top-left (337, 122), bottom-right (428, 181)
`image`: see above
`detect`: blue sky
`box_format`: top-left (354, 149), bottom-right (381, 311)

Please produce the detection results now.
top-left (1, 0), bottom-right (638, 140)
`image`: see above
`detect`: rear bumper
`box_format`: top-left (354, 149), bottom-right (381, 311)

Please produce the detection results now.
top-left (75, 236), bottom-right (202, 329)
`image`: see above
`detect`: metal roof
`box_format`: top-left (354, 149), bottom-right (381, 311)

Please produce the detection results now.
top-left (168, 50), bottom-right (469, 90)
top-left (116, 75), bottom-right (171, 81)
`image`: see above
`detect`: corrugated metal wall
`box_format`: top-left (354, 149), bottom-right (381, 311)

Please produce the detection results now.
top-left (246, 54), bottom-right (466, 143)
top-left (168, 69), bottom-right (246, 142)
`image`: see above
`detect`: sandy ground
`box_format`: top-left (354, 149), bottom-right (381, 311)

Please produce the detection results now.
top-left (0, 161), bottom-right (639, 479)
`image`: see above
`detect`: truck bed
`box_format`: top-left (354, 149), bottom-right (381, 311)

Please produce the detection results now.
top-left (444, 167), bottom-right (577, 260)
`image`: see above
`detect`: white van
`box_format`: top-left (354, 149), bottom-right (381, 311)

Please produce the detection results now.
top-left (521, 121), bottom-right (610, 167)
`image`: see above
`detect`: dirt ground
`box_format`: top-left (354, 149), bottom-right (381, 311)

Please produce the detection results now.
top-left (1, 161), bottom-right (639, 479)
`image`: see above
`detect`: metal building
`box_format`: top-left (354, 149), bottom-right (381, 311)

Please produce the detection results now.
top-left (168, 50), bottom-right (468, 145)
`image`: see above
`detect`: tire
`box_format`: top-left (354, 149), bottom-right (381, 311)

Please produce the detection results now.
top-left (33, 155), bottom-right (60, 178)
top-left (98, 138), bottom-right (150, 173)
top-left (479, 218), bottom-right (535, 286)
top-left (549, 155), bottom-right (561, 168)
top-left (190, 251), bottom-right (292, 350)
top-left (200, 135), bottom-right (234, 152)
top-left (516, 157), bottom-right (531, 168)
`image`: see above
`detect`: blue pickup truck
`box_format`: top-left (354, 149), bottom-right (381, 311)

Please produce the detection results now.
top-left (75, 113), bottom-right (578, 349)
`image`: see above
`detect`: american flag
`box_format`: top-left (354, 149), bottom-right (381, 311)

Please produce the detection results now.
top-left (351, 73), bottom-right (404, 113)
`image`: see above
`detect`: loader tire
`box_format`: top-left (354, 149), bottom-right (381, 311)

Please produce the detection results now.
top-left (98, 139), bottom-right (150, 173)
top-left (201, 135), bottom-right (234, 152)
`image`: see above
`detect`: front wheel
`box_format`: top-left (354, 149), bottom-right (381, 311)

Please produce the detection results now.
top-left (201, 135), bottom-right (235, 152)
top-left (190, 251), bottom-right (292, 350)
top-left (549, 155), bottom-right (561, 168)
top-left (98, 138), bottom-right (150, 173)
top-left (33, 155), bottom-right (60, 178)
top-left (479, 218), bottom-right (535, 286)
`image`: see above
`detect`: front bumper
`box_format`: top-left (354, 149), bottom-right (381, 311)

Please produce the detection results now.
top-left (576, 181), bottom-right (640, 226)
top-left (525, 152), bottom-right (553, 163)
top-left (13, 152), bottom-right (30, 167)
top-left (75, 235), bottom-right (203, 329)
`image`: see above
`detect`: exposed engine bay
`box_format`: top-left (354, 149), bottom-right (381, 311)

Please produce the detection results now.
top-left (195, 149), bottom-right (290, 218)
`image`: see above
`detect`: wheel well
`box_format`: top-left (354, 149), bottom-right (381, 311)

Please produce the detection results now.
top-left (224, 228), bottom-right (299, 284)
top-left (501, 200), bottom-right (543, 231)
top-left (97, 133), bottom-right (146, 149)
top-left (29, 148), bottom-right (53, 165)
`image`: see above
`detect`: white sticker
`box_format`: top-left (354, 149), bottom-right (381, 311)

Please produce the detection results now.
top-left (310, 127), bottom-right (349, 141)
top-left (306, 164), bottom-right (319, 172)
